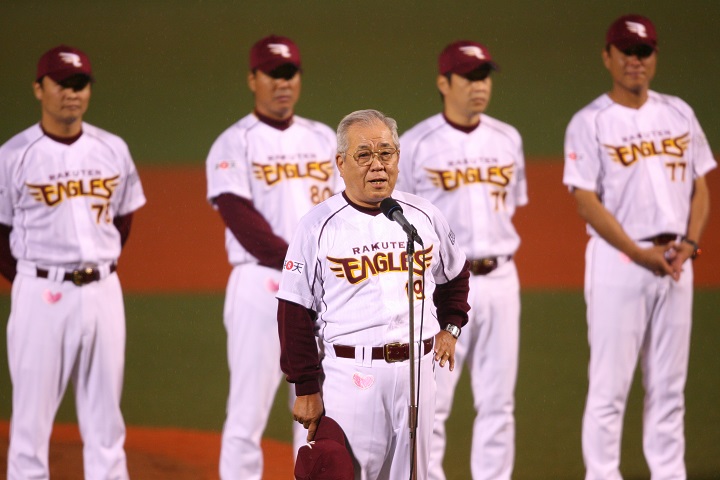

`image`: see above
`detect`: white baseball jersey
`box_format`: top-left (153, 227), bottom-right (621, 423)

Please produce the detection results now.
top-left (1, 122), bottom-right (144, 480)
top-left (0, 123), bottom-right (146, 265)
top-left (206, 113), bottom-right (338, 266)
top-left (397, 113), bottom-right (527, 258)
top-left (276, 190), bottom-right (467, 346)
top-left (564, 91), bottom-right (716, 238)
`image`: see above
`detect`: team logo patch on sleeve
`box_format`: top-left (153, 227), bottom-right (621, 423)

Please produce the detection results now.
top-left (448, 230), bottom-right (456, 245)
top-left (215, 161), bottom-right (237, 170)
top-left (284, 259), bottom-right (304, 274)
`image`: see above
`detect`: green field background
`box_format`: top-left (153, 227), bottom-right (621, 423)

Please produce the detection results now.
top-left (1, 1), bottom-right (720, 478)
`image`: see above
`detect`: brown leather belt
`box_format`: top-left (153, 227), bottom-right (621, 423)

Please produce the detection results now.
top-left (642, 233), bottom-right (679, 246)
top-left (36, 264), bottom-right (117, 286)
top-left (333, 338), bottom-right (434, 363)
top-left (468, 255), bottom-right (512, 276)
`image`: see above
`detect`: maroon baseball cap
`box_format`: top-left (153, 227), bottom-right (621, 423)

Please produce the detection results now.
top-left (250, 35), bottom-right (302, 73)
top-left (36, 45), bottom-right (93, 83)
top-left (438, 40), bottom-right (498, 76)
top-left (294, 416), bottom-right (354, 480)
top-left (606, 14), bottom-right (658, 52)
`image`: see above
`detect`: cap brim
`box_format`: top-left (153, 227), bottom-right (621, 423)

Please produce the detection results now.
top-left (44, 71), bottom-right (94, 84)
top-left (610, 39), bottom-right (656, 52)
top-left (256, 60), bottom-right (301, 74)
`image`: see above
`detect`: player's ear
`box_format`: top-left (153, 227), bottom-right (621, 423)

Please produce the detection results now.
top-left (336, 153), bottom-right (345, 177)
top-left (601, 47), bottom-right (612, 70)
top-left (436, 75), bottom-right (450, 96)
top-left (33, 80), bottom-right (44, 101)
top-left (247, 71), bottom-right (257, 93)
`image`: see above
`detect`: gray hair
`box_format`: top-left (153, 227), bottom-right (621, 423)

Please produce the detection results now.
top-left (336, 109), bottom-right (400, 155)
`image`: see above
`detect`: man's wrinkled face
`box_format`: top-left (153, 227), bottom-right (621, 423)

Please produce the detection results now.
top-left (336, 121), bottom-right (399, 208)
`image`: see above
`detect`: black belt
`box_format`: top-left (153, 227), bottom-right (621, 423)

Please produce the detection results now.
top-left (36, 264), bottom-right (117, 286)
top-left (641, 233), bottom-right (679, 246)
top-left (333, 338), bottom-right (434, 363)
top-left (468, 255), bottom-right (512, 276)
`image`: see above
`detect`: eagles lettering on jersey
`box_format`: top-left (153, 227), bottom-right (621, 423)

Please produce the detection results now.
top-left (26, 175), bottom-right (119, 207)
top-left (328, 245), bottom-right (433, 285)
top-left (603, 132), bottom-right (690, 167)
top-left (425, 163), bottom-right (515, 191)
top-left (252, 159), bottom-right (334, 186)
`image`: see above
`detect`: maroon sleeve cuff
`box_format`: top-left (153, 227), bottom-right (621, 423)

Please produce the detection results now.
top-left (433, 260), bottom-right (471, 329)
top-left (277, 299), bottom-right (323, 392)
top-left (294, 379), bottom-right (321, 396)
top-left (0, 223), bottom-right (17, 283)
top-left (215, 193), bottom-right (289, 270)
top-left (113, 213), bottom-right (134, 248)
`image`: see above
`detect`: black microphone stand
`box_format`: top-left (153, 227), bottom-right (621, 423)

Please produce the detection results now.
top-left (406, 231), bottom-right (418, 480)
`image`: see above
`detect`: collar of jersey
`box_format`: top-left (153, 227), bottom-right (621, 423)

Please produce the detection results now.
top-left (254, 109), bottom-right (293, 131)
top-left (41, 124), bottom-right (83, 145)
top-left (442, 113), bottom-right (480, 134)
top-left (342, 191), bottom-right (382, 216)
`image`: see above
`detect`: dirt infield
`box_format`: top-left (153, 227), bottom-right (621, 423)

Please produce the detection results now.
top-left (0, 421), bottom-right (293, 479)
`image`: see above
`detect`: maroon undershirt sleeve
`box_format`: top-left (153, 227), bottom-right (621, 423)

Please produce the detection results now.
top-left (433, 260), bottom-right (471, 330)
top-left (0, 223), bottom-right (16, 283)
top-left (277, 299), bottom-right (323, 396)
top-left (113, 213), bottom-right (134, 248)
top-left (214, 193), bottom-right (289, 270)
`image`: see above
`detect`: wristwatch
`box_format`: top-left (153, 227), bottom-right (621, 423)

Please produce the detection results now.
top-left (681, 236), bottom-right (702, 260)
top-left (444, 324), bottom-right (461, 339)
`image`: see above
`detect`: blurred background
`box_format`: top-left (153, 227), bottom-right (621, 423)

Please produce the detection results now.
top-left (1, 1), bottom-right (719, 478)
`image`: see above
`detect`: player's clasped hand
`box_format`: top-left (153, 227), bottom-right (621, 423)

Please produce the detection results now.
top-left (634, 243), bottom-right (684, 281)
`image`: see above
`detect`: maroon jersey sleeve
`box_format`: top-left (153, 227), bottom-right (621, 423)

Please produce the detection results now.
top-left (433, 260), bottom-right (471, 329)
top-left (215, 193), bottom-right (289, 270)
top-left (277, 299), bottom-right (323, 396)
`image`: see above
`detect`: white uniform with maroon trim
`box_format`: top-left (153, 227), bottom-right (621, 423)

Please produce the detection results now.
top-left (277, 190), bottom-right (467, 479)
top-left (205, 112), bottom-right (337, 480)
top-left (563, 91), bottom-right (716, 480)
top-left (0, 123), bottom-right (146, 480)
top-left (397, 113), bottom-right (527, 480)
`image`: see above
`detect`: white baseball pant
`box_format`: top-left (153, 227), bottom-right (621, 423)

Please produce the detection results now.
top-left (322, 339), bottom-right (437, 480)
top-left (429, 260), bottom-right (519, 480)
top-left (7, 267), bottom-right (128, 480)
top-left (582, 237), bottom-right (692, 480)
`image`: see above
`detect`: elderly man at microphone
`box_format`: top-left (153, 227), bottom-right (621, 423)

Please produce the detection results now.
top-left (277, 109), bottom-right (470, 479)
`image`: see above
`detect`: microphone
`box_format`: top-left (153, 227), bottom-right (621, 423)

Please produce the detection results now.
top-left (380, 197), bottom-right (424, 246)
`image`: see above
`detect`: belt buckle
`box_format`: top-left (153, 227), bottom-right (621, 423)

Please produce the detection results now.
top-left (482, 258), bottom-right (497, 269)
top-left (72, 267), bottom-right (93, 286)
top-left (383, 342), bottom-right (405, 363)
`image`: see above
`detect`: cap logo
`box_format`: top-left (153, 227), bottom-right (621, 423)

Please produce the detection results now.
top-left (459, 45), bottom-right (485, 60)
top-left (625, 21), bottom-right (648, 38)
top-left (267, 43), bottom-right (291, 58)
top-left (58, 52), bottom-right (83, 67)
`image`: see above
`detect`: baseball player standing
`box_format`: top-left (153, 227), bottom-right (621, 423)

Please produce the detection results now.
top-left (279, 109), bottom-right (471, 479)
top-left (205, 35), bottom-right (338, 480)
top-left (563, 15), bottom-right (716, 480)
top-left (0, 45), bottom-right (146, 479)
top-left (397, 41), bottom-right (527, 480)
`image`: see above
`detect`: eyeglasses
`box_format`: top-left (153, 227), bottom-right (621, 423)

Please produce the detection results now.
top-left (347, 147), bottom-right (398, 167)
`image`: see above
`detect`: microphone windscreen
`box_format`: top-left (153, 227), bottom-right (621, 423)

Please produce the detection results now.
top-left (380, 197), bottom-right (402, 220)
